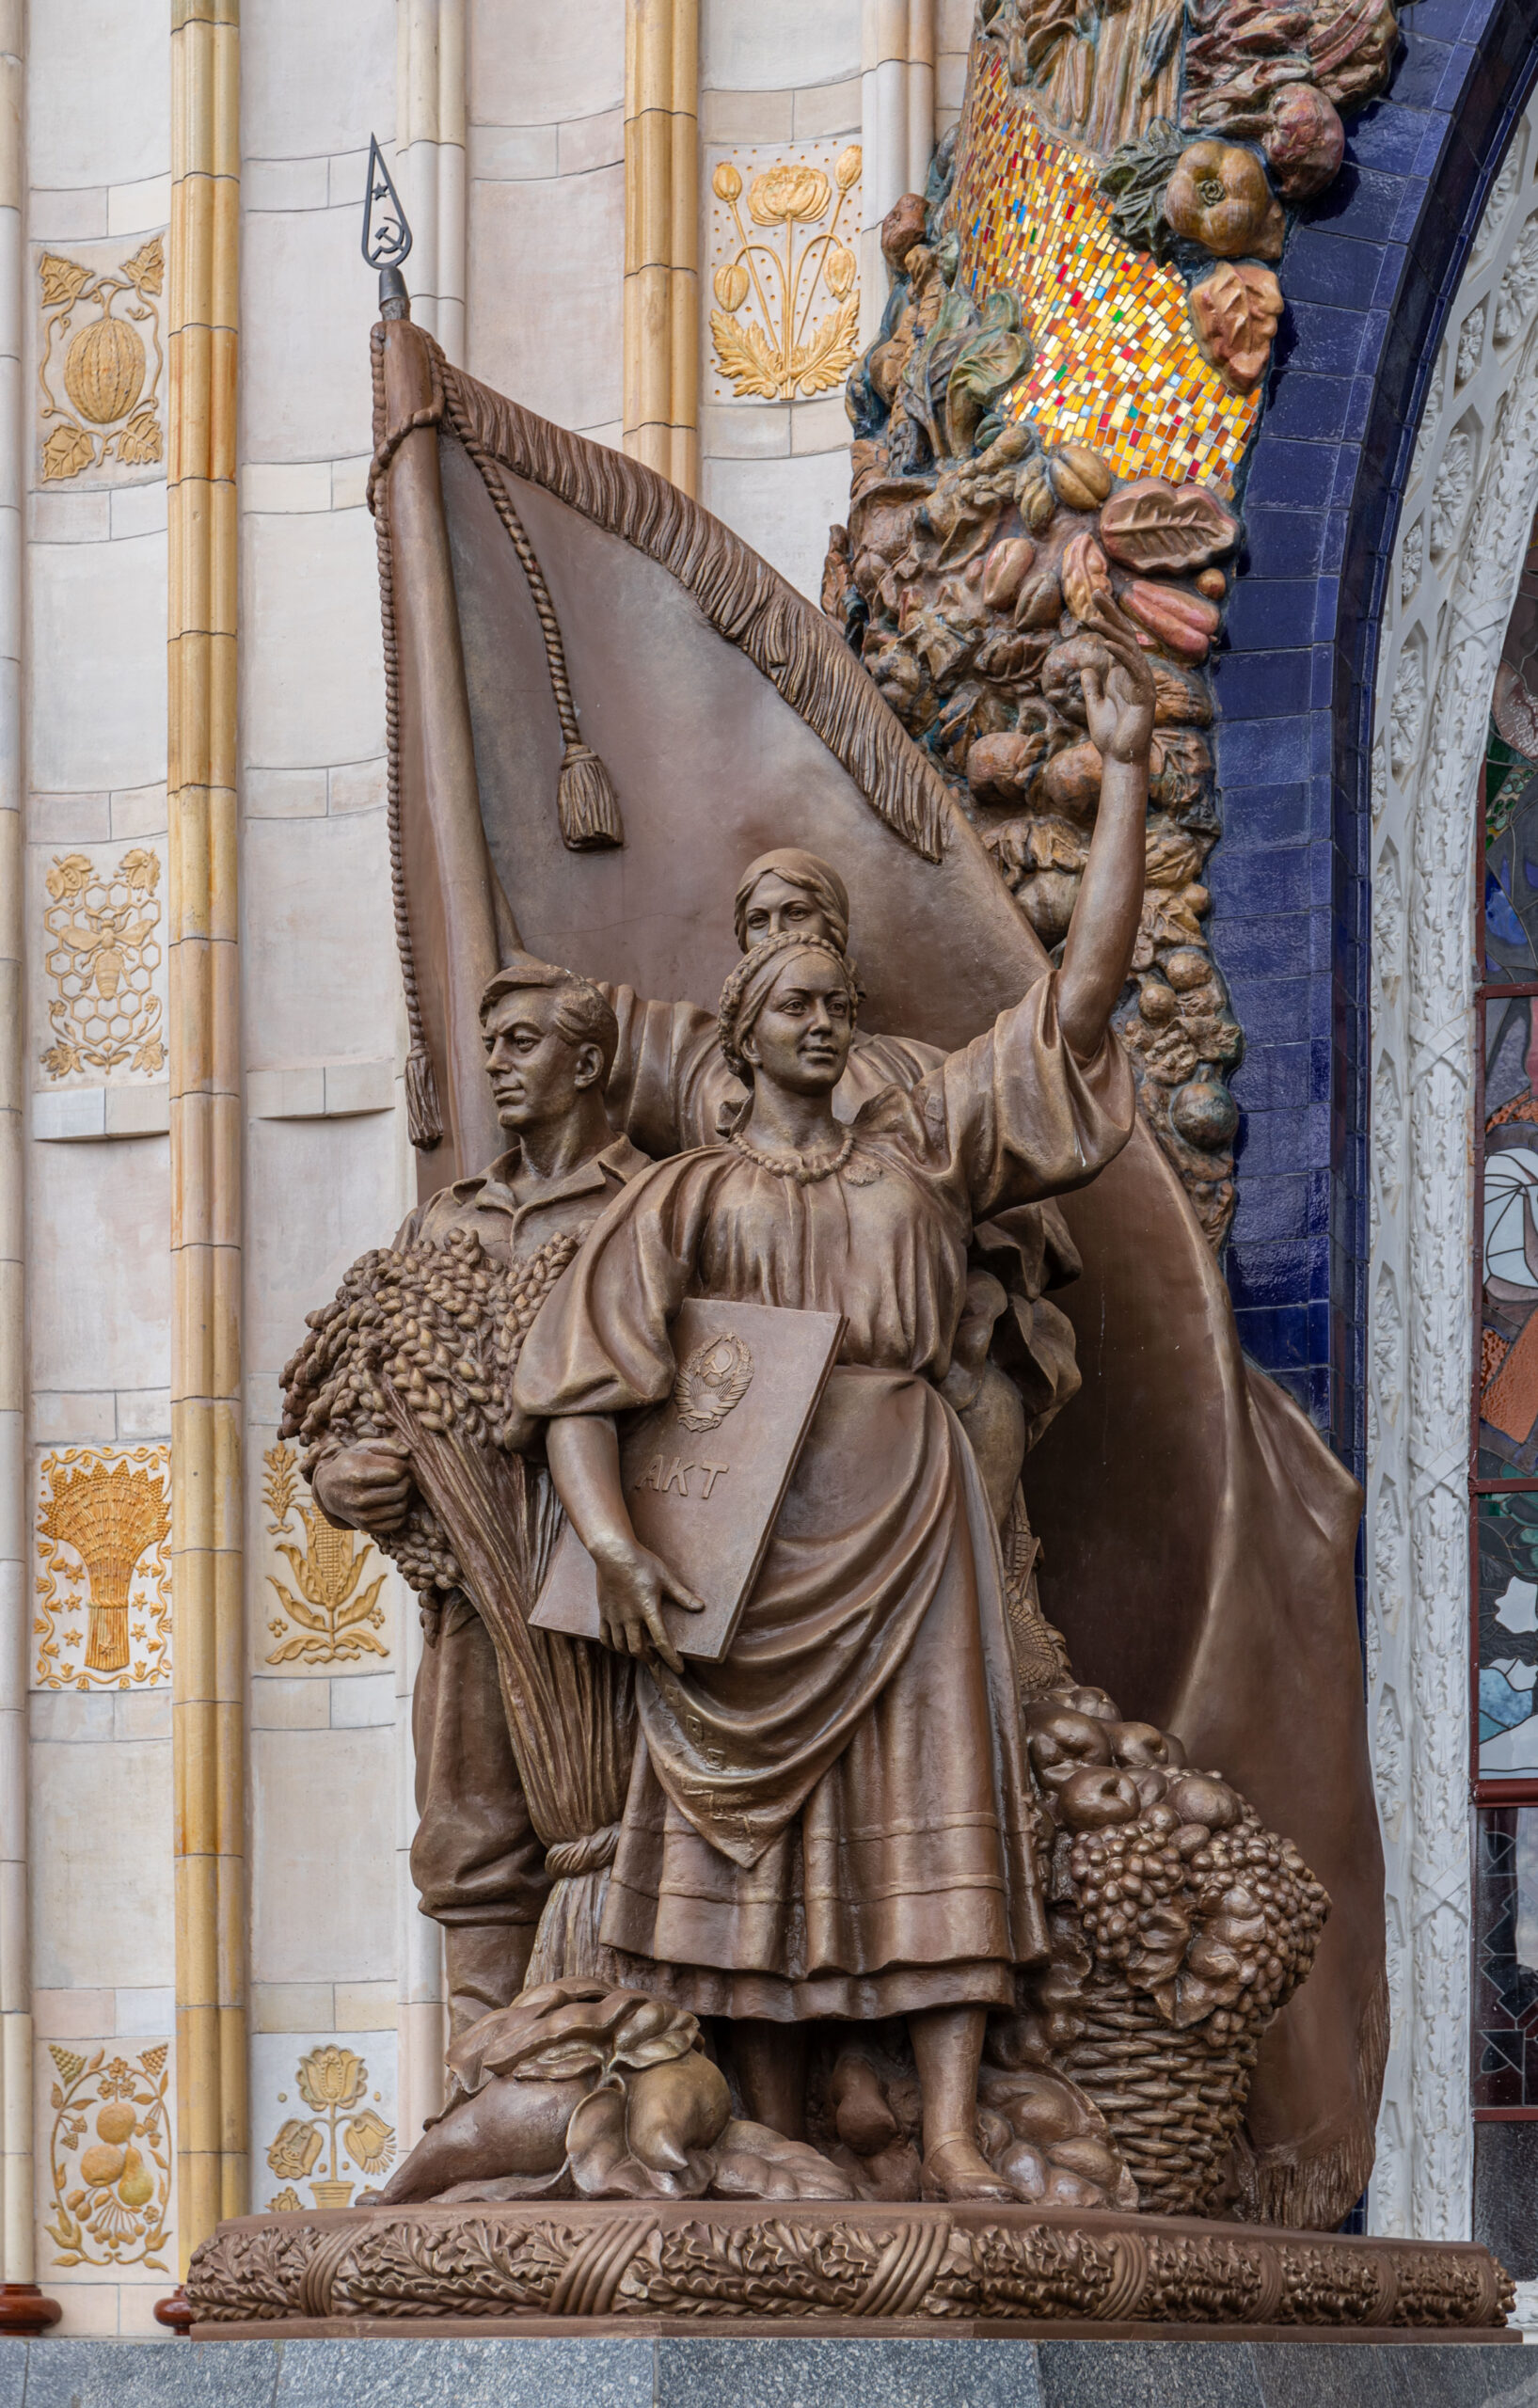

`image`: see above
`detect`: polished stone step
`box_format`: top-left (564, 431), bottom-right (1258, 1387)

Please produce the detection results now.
top-left (1, 2335), bottom-right (1534, 2408)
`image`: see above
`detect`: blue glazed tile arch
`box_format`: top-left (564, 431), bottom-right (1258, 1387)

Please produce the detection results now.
top-left (1211, 0), bottom-right (1538, 1476)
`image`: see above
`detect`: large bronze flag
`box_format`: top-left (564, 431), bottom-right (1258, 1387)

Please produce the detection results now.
top-left (370, 309), bottom-right (1383, 2230)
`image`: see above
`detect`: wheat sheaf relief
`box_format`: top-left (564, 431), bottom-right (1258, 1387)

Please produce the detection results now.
top-left (35, 1448), bottom-right (171, 1690)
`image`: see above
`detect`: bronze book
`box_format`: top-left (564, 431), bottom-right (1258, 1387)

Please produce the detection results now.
top-left (530, 1296), bottom-right (846, 1663)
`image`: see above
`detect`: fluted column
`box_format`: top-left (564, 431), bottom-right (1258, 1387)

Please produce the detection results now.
top-left (397, 0), bottom-right (466, 362)
top-left (168, 0), bottom-right (245, 2265)
top-left (624, 0), bottom-right (698, 495)
top-left (860, 0), bottom-right (935, 341)
top-left (0, 0), bottom-right (30, 2294)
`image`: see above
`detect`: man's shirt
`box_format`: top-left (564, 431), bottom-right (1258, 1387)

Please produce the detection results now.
top-left (396, 1131), bottom-right (651, 1266)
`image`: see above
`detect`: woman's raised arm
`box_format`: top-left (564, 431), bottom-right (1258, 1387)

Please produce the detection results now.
top-left (1057, 602), bottom-right (1156, 1063)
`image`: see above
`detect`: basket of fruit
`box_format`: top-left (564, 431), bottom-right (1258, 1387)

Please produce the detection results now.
top-left (1019, 1684), bottom-right (1330, 2213)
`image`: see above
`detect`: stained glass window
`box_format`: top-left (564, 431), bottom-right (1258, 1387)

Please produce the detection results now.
top-left (1474, 525), bottom-right (1538, 2232)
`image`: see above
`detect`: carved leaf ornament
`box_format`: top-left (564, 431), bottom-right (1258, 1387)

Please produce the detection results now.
top-left (1189, 263), bottom-right (1285, 396)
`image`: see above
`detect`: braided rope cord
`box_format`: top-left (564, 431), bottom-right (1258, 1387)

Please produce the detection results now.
top-left (451, 419), bottom-right (585, 751)
top-left (369, 324), bottom-right (443, 1149)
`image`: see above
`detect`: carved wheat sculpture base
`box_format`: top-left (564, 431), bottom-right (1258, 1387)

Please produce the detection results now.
top-left (186, 2200), bottom-right (1514, 2339)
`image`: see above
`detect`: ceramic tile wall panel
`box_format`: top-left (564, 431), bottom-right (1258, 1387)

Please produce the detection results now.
top-left (241, 509), bottom-right (385, 771)
top-left (20, 1), bottom-right (171, 2309)
top-left (251, 2029), bottom-right (398, 2215)
top-left (467, 170), bottom-right (625, 435)
top-left (249, 1728), bottom-right (397, 1988)
top-left (465, 0), bottom-right (625, 440)
top-left (241, 810), bottom-right (395, 1070)
top-left (32, 1447), bottom-right (170, 1695)
top-left (27, 534), bottom-right (166, 795)
top-left (32, 2030), bottom-right (175, 2330)
top-left (468, 0), bottom-right (625, 127)
top-left (244, 1115), bottom-right (406, 1388)
top-left (702, 447), bottom-right (864, 604)
top-left (25, 834), bottom-right (166, 1096)
top-left (27, 4), bottom-right (169, 195)
top-left (936, 0), bottom-right (971, 135)
top-left (247, 1432), bottom-right (397, 1685)
top-left (703, 2), bottom-right (860, 92)
top-left (24, 1141), bottom-right (168, 1400)
top-left (705, 139), bottom-right (863, 410)
top-left (698, 3), bottom-right (867, 598)
top-left (242, 0), bottom-right (395, 166)
top-left (29, 1719), bottom-right (173, 1993)
top-left (240, 201), bottom-right (387, 467)
top-left (33, 231), bottom-right (165, 494)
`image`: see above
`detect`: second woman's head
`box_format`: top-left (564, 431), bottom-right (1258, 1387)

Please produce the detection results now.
top-left (719, 933), bottom-right (859, 1097)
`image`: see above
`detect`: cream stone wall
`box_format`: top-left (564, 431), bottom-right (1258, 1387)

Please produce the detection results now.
top-left (1, 1), bottom-right (943, 2321)
top-left (467, 0), bottom-right (626, 439)
top-left (236, 0), bottom-right (423, 2263)
top-left (21, 0), bottom-right (172, 2330)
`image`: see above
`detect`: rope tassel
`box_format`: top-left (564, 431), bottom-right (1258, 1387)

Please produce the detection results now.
top-left (455, 420), bottom-right (625, 856)
top-left (557, 740), bottom-right (624, 850)
top-left (404, 1044), bottom-right (444, 1150)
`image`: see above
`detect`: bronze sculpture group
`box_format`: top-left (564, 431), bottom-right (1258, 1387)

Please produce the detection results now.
top-left (177, 0), bottom-right (1522, 2325)
top-left (280, 600), bottom-right (1330, 2221)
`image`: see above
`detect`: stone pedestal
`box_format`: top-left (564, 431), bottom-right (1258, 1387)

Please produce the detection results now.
top-left (1, 2333), bottom-right (1534, 2408)
top-left (182, 2199), bottom-right (1513, 2340)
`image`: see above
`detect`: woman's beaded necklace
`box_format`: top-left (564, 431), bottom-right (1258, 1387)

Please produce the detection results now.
top-left (728, 1124), bottom-right (856, 1186)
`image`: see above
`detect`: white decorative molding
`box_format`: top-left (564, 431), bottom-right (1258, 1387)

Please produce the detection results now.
top-left (1368, 95), bottom-right (1538, 2243)
top-left (30, 1083), bottom-right (169, 1142)
top-left (246, 1061), bottom-right (395, 1121)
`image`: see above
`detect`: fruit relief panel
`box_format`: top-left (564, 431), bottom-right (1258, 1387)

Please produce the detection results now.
top-left (1481, 997), bottom-right (1538, 1479)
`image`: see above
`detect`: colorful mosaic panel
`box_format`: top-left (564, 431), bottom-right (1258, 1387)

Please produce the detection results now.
top-left (1476, 1808), bottom-right (1538, 2108)
top-left (952, 46), bottom-right (1259, 492)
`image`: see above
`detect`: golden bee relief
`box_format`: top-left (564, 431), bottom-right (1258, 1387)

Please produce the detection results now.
top-left (34, 1448), bottom-right (171, 1691)
top-left (708, 144), bottom-right (862, 403)
top-left (37, 235), bottom-right (164, 483)
top-left (41, 2043), bottom-right (172, 2273)
top-left (262, 2043), bottom-right (396, 2211)
top-left (40, 847), bottom-right (165, 1082)
top-left (262, 1442), bottom-right (389, 1667)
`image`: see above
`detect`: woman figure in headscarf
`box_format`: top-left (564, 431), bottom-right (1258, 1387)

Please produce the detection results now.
top-left (598, 844), bottom-right (942, 1157)
top-left (515, 610), bottom-right (1152, 2201)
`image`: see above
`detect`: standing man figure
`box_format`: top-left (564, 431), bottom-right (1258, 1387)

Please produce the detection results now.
top-left (309, 958), bottom-right (649, 2032)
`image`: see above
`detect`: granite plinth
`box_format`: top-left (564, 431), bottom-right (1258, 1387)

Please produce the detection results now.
top-left (3, 2334), bottom-right (1537, 2407)
top-left (183, 2199), bottom-right (1513, 2340)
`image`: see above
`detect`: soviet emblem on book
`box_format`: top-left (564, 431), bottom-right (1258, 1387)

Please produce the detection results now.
top-left (674, 1329), bottom-right (753, 1432)
top-left (531, 1298), bottom-right (844, 1661)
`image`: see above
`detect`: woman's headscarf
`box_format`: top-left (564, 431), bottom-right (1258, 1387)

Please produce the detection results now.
top-left (732, 849), bottom-right (850, 957)
top-left (718, 932), bottom-right (859, 1085)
